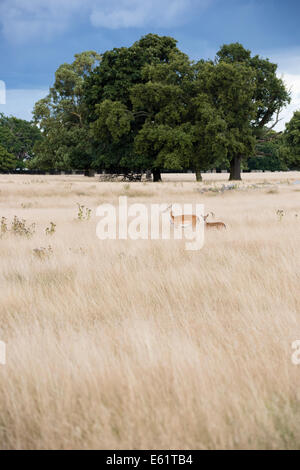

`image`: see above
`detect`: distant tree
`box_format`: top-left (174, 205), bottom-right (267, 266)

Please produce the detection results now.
top-left (129, 51), bottom-right (193, 180)
top-left (248, 133), bottom-right (287, 171)
top-left (190, 94), bottom-right (228, 180)
top-left (194, 59), bottom-right (257, 180)
top-left (130, 54), bottom-right (228, 181)
top-left (85, 34), bottom-right (185, 179)
top-left (30, 38), bottom-right (291, 179)
top-left (280, 110), bottom-right (300, 169)
top-left (89, 99), bottom-right (140, 172)
top-left (90, 44), bottom-right (229, 181)
top-left (31, 51), bottom-right (101, 170)
top-left (216, 43), bottom-right (290, 179)
top-left (0, 145), bottom-right (17, 172)
top-left (0, 113), bottom-right (41, 169)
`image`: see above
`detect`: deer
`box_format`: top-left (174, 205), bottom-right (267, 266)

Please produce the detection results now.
top-left (165, 204), bottom-right (200, 229)
top-left (202, 213), bottom-right (226, 230)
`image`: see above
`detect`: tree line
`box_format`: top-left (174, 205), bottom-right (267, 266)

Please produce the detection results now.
top-left (1, 34), bottom-right (300, 180)
top-left (0, 113), bottom-right (42, 172)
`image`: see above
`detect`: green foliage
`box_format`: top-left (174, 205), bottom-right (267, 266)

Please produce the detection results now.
top-left (86, 34), bottom-right (184, 171)
top-left (0, 114), bottom-right (41, 169)
top-left (84, 34), bottom-right (179, 116)
top-left (31, 37), bottom-right (291, 177)
top-left (216, 43), bottom-right (290, 178)
top-left (125, 50), bottom-right (227, 173)
top-left (31, 51), bottom-right (101, 170)
top-left (130, 51), bottom-right (194, 170)
top-left (216, 42), bottom-right (290, 134)
top-left (134, 123), bottom-right (191, 170)
top-left (0, 144), bottom-right (17, 171)
top-left (194, 60), bottom-right (257, 167)
top-left (248, 135), bottom-right (287, 171)
top-left (91, 100), bottom-right (133, 143)
top-left (280, 111), bottom-right (300, 169)
top-left (31, 123), bottom-right (93, 170)
top-left (191, 94), bottom-right (228, 172)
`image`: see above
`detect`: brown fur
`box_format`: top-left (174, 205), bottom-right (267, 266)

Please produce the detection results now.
top-left (203, 214), bottom-right (226, 229)
top-left (170, 209), bottom-right (199, 229)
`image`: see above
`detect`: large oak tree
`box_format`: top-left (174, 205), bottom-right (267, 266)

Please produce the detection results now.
top-left (216, 43), bottom-right (290, 179)
top-left (280, 110), bottom-right (300, 170)
top-left (31, 51), bottom-right (101, 170)
top-left (85, 34), bottom-right (185, 179)
top-left (0, 113), bottom-right (41, 169)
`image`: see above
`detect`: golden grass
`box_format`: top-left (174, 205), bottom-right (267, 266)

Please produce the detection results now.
top-left (0, 171), bottom-right (300, 450)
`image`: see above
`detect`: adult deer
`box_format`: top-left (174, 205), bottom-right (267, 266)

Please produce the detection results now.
top-left (165, 204), bottom-right (200, 229)
top-left (202, 214), bottom-right (226, 230)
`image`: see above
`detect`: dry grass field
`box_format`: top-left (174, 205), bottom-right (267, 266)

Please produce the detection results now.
top-left (0, 171), bottom-right (300, 450)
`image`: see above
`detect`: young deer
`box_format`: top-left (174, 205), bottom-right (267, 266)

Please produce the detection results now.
top-left (202, 213), bottom-right (226, 230)
top-left (166, 205), bottom-right (200, 229)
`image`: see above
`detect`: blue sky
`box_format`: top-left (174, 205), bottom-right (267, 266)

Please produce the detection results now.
top-left (0, 0), bottom-right (300, 130)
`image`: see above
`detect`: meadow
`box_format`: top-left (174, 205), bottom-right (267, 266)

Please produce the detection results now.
top-left (0, 171), bottom-right (299, 450)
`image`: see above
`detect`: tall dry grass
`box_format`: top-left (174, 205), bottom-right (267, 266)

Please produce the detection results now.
top-left (0, 172), bottom-right (300, 449)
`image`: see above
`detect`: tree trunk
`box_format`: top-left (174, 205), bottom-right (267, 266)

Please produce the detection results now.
top-left (229, 155), bottom-right (242, 181)
top-left (152, 168), bottom-right (162, 182)
top-left (84, 169), bottom-right (95, 177)
top-left (195, 169), bottom-right (202, 182)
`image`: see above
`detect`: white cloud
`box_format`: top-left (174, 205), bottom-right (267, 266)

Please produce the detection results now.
top-left (0, 0), bottom-right (87, 43)
top-left (0, 0), bottom-right (211, 43)
top-left (274, 72), bottom-right (300, 131)
top-left (0, 89), bottom-right (48, 121)
top-left (0, 81), bottom-right (6, 105)
top-left (266, 48), bottom-right (300, 131)
top-left (272, 49), bottom-right (300, 76)
top-left (90, 0), bottom-right (196, 29)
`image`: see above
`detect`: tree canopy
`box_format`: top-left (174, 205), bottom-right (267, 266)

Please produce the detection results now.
top-left (0, 113), bottom-right (41, 169)
top-left (85, 34), bottom-right (185, 176)
top-left (280, 110), bottom-right (300, 170)
top-left (31, 51), bottom-right (101, 170)
top-left (194, 59), bottom-right (257, 179)
top-left (130, 53), bottom-right (228, 180)
top-left (0, 144), bottom-right (17, 172)
top-left (215, 42), bottom-right (290, 179)
top-left (24, 35), bottom-right (292, 180)
top-left (248, 129), bottom-right (287, 171)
